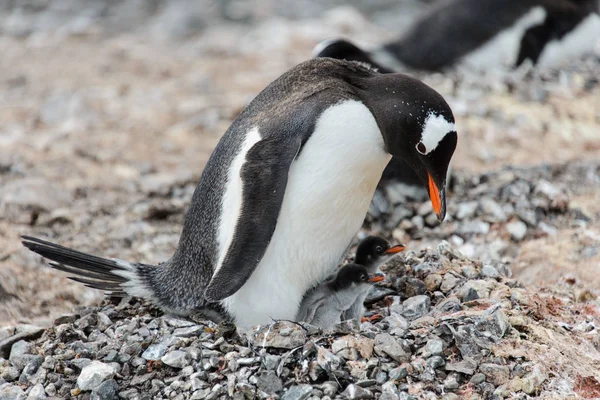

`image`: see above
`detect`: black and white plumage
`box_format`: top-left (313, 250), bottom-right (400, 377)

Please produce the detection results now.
top-left (341, 236), bottom-right (405, 322)
top-left (21, 58), bottom-right (457, 329)
top-left (313, 0), bottom-right (600, 72)
top-left (295, 264), bottom-right (385, 329)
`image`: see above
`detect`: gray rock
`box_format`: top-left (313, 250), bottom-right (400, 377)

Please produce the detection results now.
top-left (0, 384), bottom-right (26, 400)
top-left (374, 334), bottom-right (411, 363)
top-left (475, 308), bottom-right (510, 340)
top-left (423, 338), bottom-right (444, 357)
top-left (173, 326), bottom-right (204, 337)
top-left (251, 322), bottom-right (307, 349)
top-left (27, 383), bottom-right (46, 400)
top-left (380, 381), bottom-right (400, 400)
top-left (256, 370), bottom-right (282, 394)
top-left (443, 375), bottom-right (460, 391)
top-left (459, 220), bottom-right (490, 236)
top-left (281, 384), bottom-right (313, 400)
top-left (1, 366), bottom-right (19, 382)
top-left (142, 343), bottom-right (167, 361)
top-left (445, 358), bottom-right (478, 375)
top-left (426, 356), bottom-right (445, 369)
top-left (480, 265), bottom-right (499, 279)
top-left (456, 201), bottom-right (478, 220)
top-left (479, 197), bottom-right (507, 222)
top-left (91, 379), bottom-right (119, 400)
top-left (161, 350), bottom-right (191, 368)
top-left (458, 280), bottom-right (494, 302)
top-left (342, 384), bottom-right (373, 399)
top-left (506, 220), bottom-right (527, 241)
top-left (479, 363), bottom-right (510, 385)
top-left (440, 274), bottom-right (460, 293)
top-left (77, 361), bottom-right (117, 391)
top-left (470, 373), bottom-right (486, 384)
top-left (400, 295), bottom-right (431, 321)
top-left (423, 274), bottom-right (442, 292)
top-left (388, 364), bottom-right (409, 380)
top-left (9, 341), bottom-right (42, 371)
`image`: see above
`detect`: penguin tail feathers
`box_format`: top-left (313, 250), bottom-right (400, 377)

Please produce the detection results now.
top-left (21, 235), bottom-right (154, 299)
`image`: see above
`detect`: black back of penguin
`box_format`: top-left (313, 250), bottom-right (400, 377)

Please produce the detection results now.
top-left (314, 0), bottom-right (597, 72)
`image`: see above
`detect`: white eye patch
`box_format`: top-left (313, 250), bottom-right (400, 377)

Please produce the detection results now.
top-left (417, 113), bottom-right (456, 155)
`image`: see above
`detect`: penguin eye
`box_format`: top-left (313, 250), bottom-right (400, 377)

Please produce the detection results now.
top-left (376, 246), bottom-right (383, 253)
top-left (416, 141), bottom-right (427, 155)
top-left (361, 274), bottom-right (367, 281)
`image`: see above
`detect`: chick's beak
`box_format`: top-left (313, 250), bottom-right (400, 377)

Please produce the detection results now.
top-left (384, 244), bottom-right (406, 254)
top-left (428, 172), bottom-right (446, 222)
top-left (368, 273), bottom-right (385, 283)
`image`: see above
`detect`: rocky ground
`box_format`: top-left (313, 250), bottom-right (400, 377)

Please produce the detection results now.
top-left (1, 0), bottom-right (600, 398)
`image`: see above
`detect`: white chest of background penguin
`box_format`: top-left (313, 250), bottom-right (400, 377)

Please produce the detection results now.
top-left (21, 58), bottom-right (457, 330)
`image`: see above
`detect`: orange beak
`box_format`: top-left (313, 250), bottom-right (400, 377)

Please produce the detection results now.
top-left (384, 244), bottom-right (406, 254)
top-left (428, 172), bottom-right (446, 222)
top-left (368, 273), bottom-right (385, 283)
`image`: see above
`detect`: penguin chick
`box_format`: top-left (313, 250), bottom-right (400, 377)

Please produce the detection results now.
top-left (296, 264), bottom-right (385, 329)
top-left (22, 57), bottom-right (456, 329)
top-left (342, 236), bottom-right (405, 322)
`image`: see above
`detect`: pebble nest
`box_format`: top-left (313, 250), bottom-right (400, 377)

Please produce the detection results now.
top-left (1, 239), bottom-right (599, 400)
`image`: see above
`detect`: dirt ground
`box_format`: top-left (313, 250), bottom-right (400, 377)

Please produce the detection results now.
top-left (1, 9), bottom-right (599, 328)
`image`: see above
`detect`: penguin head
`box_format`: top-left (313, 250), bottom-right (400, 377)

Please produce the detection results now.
top-left (358, 73), bottom-right (457, 222)
top-left (313, 39), bottom-right (394, 73)
top-left (355, 236), bottom-right (405, 267)
top-left (332, 264), bottom-right (385, 291)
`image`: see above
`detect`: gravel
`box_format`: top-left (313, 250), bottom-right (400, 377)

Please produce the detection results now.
top-left (1, 243), bottom-right (598, 398)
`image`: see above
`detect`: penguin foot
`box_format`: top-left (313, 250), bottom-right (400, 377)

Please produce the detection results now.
top-left (361, 313), bottom-right (383, 323)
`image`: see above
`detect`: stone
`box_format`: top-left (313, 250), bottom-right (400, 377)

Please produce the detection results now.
top-left (458, 280), bottom-right (493, 302)
top-left (91, 379), bottom-right (119, 400)
top-left (161, 350), bottom-right (191, 368)
top-left (440, 274), bottom-right (460, 293)
top-left (456, 201), bottom-right (478, 220)
top-left (0, 384), bottom-right (26, 400)
top-left (9, 340), bottom-right (34, 370)
top-left (459, 220), bottom-right (490, 236)
top-left (388, 364), bottom-right (409, 380)
top-left (445, 358), bottom-right (478, 375)
top-left (522, 365), bottom-right (546, 395)
top-left (251, 321), bottom-right (307, 349)
top-left (400, 295), bottom-right (431, 321)
top-left (423, 338), bottom-right (444, 357)
top-left (77, 361), bottom-right (117, 391)
top-left (172, 326), bottom-right (204, 338)
top-left (1, 366), bottom-right (19, 382)
top-left (281, 384), bottom-right (313, 400)
top-left (380, 381), bottom-right (400, 400)
top-left (470, 373), bottom-right (486, 384)
top-left (426, 356), bottom-right (445, 369)
top-left (374, 333), bottom-right (411, 363)
top-left (341, 384), bottom-right (373, 399)
top-left (443, 375), bottom-right (460, 391)
top-left (479, 197), bottom-right (507, 222)
top-left (480, 265), bottom-right (499, 279)
top-left (331, 335), bottom-right (374, 360)
top-left (475, 308), bottom-right (510, 340)
top-left (256, 371), bottom-right (282, 394)
top-left (27, 383), bottom-right (46, 400)
top-left (141, 343), bottom-right (167, 361)
top-left (506, 220), bottom-right (527, 241)
top-left (424, 274), bottom-right (442, 292)
top-left (479, 363), bottom-right (510, 385)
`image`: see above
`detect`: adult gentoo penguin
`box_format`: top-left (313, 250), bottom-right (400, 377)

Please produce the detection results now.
top-left (21, 58), bottom-right (457, 329)
top-left (295, 264), bottom-right (385, 329)
top-left (313, 0), bottom-right (600, 72)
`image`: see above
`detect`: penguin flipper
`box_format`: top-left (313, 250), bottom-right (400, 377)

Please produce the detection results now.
top-left (204, 124), bottom-right (310, 302)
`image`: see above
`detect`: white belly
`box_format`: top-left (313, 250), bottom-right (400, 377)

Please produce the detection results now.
top-left (222, 100), bottom-right (392, 329)
top-left (536, 13), bottom-right (600, 70)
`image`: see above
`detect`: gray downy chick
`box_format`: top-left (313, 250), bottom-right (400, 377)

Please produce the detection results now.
top-left (342, 236), bottom-right (405, 322)
top-left (296, 264), bottom-right (384, 329)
